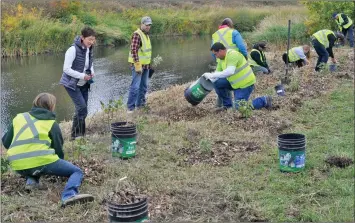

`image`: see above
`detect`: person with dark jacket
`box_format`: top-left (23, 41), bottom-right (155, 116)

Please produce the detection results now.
top-left (311, 29), bottom-right (342, 71)
top-left (248, 41), bottom-right (271, 74)
top-left (2, 93), bottom-right (94, 207)
top-left (59, 27), bottom-right (96, 140)
top-left (333, 12), bottom-right (354, 47)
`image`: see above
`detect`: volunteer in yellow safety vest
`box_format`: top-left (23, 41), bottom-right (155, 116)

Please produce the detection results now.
top-left (203, 42), bottom-right (272, 112)
top-left (127, 16), bottom-right (153, 112)
top-left (2, 93), bottom-right (94, 207)
top-left (332, 12), bottom-right (354, 47)
top-left (311, 29), bottom-right (342, 71)
top-left (211, 18), bottom-right (247, 108)
top-left (282, 45), bottom-right (310, 68)
top-left (248, 41), bottom-right (271, 74)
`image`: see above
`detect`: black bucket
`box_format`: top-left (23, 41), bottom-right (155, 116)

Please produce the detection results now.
top-left (278, 133), bottom-right (306, 172)
top-left (184, 76), bottom-right (214, 106)
top-left (275, 84), bottom-right (285, 96)
top-left (107, 198), bottom-right (148, 222)
top-left (111, 122), bottom-right (137, 158)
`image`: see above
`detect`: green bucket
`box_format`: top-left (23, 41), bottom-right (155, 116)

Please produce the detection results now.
top-left (111, 122), bottom-right (137, 159)
top-left (184, 76), bottom-right (214, 106)
top-left (278, 133), bottom-right (306, 172)
top-left (112, 134), bottom-right (137, 158)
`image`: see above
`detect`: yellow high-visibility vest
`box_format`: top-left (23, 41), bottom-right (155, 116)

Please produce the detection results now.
top-left (128, 29), bottom-right (152, 65)
top-left (248, 49), bottom-right (265, 67)
top-left (287, 47), bottom-right (302, 62)
top-left (212, 27), bottom-right (238, 50)
top-left (312, 29), bottom-right (335, 48)
top-left (335, 13), bottom-right (353, 31)
top-left (6, 113), bottom-right (59, 170)
top-left (219, 49), bottom-right (256, 89)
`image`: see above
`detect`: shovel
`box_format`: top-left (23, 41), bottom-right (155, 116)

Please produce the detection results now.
top-left (277, 20), bottom-right (291, 96)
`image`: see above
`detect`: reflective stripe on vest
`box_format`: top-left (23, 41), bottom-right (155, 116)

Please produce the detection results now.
top-left (287, 47), bottom-right (301, 62)
top-left (6, 113), bottom-right (58, 170)
top-left (312, 30), bottom-right (334, 48)
top-left (336, 14), bottom-right (353, 30)
top-left (212, 28), bottom-right (238, 50)
top-left (221, 49), bottom-right (256, 89)
top-left (248, 49), bottom-right (263, 67)
top-left (128, 29), bottom-right (152, 65)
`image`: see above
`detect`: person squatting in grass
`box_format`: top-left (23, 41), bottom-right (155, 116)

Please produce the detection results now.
top-left (59, 27), bottom-right (96, 141)
top-left (203, 42), bottom-right (272, 112)
top-left (2, 93), bottom-right (94, 207)
top-left (248, 41), bottom-right (272, 75)
top-left (282, 45), bottom-right (311, 68)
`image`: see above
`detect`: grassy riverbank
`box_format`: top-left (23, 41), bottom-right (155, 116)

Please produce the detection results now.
top-left (1, 47), bottom-right (354, 222)
top-left (2, 0), bottom-right (308, 56)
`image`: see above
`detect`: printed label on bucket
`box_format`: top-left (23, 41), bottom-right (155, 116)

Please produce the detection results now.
top-left (190, 83), bottom-right (207, 100)
top-left (112, 137), bottom-right (136, 158)
top-left (279, 150), bottom-right (305, 172)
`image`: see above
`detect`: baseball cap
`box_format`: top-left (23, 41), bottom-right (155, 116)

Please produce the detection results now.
top-left (332, 13), bottom-right (338, 18)
top-left (141, 16), bottom-right (152, 25)
top-left (258, 41), bottom-right (267, 49)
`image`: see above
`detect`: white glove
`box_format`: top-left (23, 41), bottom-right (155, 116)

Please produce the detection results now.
top-left (203, 72), bottom-right (214, 80)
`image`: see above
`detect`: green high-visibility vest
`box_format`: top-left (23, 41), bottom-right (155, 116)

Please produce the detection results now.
top-left (128, 29), bottom-right (152, 65)
top-left (248, 49), bottom-right (265, 67)
top-left (219, 49), bottom-right (256, 89)
top-left (212, 27), bottom-right (238, 50)
top-left (6, 113), bottom-right (59, 170)
top-left (312, 29), bottom-right (335, 48)
top-left (287, 47), bottom-right (302, 62)
top-left (335, 13), bottom-right (353, 31)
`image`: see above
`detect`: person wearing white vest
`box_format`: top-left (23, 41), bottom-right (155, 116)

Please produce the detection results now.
top-left (282, 45), bottom-right (310, 68)
top-left (127, 16), bottom-right (153, 112)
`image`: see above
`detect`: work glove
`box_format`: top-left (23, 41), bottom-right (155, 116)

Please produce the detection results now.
top-left (202, 72), bottom-right (218, 82)
top-left (134, 62), bottom-right (142, 74)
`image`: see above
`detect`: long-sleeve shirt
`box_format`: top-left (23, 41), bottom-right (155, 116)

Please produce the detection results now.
top-left (63, 45), bottom-right (94, 86)
top-left (327, 34), bottom-right (336, 58)
top-left (338, 13), bottom-right (350, 27)
top-left (211, 26), bottom-right (247, 60)
top-left (250, 49), bottom-right (269, 69)
top-left (130, 31), bottom-right (150, 69)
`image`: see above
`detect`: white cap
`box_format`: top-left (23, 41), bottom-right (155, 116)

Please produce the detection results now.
top-left (141, 16), bottom-right (152, 25)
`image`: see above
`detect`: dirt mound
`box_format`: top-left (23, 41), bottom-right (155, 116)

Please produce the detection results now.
top-left (153, 106), bottom-right (210, 121)
top-left (325, 156), bottom-right (353, 168)
top-left (178, 140), bottom-right (261, 166)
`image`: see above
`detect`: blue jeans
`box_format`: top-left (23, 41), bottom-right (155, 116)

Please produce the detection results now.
top-left (65, 83), bottom-right (89, 137)
top-left (16, 159), bottom-right (84, 201)
top-left (213, 78), bottom-right (267, 109)
top-left (342, 25), bottom-right (354, 47)
top-left (127, 67), bottom-right (149, 111)
top-left (312, 39), bottom-right (329, 72)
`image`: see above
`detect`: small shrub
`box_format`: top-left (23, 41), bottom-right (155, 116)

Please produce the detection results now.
top-left (199, 139), bottom-right (212, 154)
top-left (237, 100), bottom-right (253, 119)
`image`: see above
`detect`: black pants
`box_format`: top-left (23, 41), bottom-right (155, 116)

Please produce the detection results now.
top-left (282, 53), bottom-right (304, 68)
top-left (65, 83), bottom-right (90, 138)
top-left (311, 39), bottom-right (329, 71)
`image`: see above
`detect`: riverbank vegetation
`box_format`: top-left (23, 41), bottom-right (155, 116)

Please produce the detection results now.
top-left (1, 46), bottom-right (354, 222)
top-left (3, 0), bottom-right (353, 57)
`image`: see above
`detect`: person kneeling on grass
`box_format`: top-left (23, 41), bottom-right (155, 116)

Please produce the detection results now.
top-left (282, 45), bottom-right (311, 68)
top-left (1, 93), bottom-right (94, 207)
top-left (203, 42), bottom-right (272, 112)
top-left (248, 41), bottom-right (271, 74)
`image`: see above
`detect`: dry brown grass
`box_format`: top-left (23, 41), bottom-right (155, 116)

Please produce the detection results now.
top-left (1, 47), bottom-right (354, 222)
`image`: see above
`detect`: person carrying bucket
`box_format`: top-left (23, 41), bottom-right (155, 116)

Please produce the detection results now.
top-left (311, 29), bottom-right (343, 72)
top-left (248, 41), bottom-right (271, 75)
top-left (332, 12), bottom-right (354, 48)
top-left (203, 42), bottom-right (272, 112)
top-left (1, 93), bottom-right (94, 207)
top-left (282, 45), bottom-right (311, 68)
top-left (211, 18), bottom-right (248, 108)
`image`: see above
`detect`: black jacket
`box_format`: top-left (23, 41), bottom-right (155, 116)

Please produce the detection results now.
top-left (2, 107), bottom-right (64, 159)
top-left (250, 47), bottom-right (269, 69)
